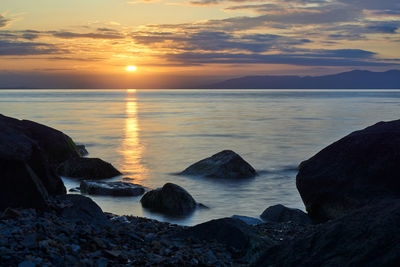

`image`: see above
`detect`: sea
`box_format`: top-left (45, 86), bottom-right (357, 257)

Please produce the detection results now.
top-left (1, 89), bottom-right (399, 226)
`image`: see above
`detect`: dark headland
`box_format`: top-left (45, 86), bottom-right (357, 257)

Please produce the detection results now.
top-left (205, 69), bottom-right (400, 89)
top-left (1, 113), bottom-right (400, 266)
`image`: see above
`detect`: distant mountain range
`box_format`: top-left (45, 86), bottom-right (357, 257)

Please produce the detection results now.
top-left (205, 70), bottom-right (400, 89)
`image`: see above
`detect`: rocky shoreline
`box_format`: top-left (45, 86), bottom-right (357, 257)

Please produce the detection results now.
top-left (2, 113), bottom-right (400, 266)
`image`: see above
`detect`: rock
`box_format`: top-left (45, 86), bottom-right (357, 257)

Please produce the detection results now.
top-left (69, 187), bottom-right (80, 193)
top-left (56, 194), bottom-right (109, 225)
top-left (80, 180), bottom-right (145, 196)
top-left (140, 183), bottom-right (197, 216)
top-left (177, 218), bottom-right (273, 260)
top-left (260, 204), bottom-right (311, 224)
top-left (297, 119), bottom-right (400, 222)
top-left (76, 145), bottom-right (89, 156)
top-left (0, 115), bottom-right (80, 167)
top-left (0, 115), bottom-right (67, 210)
top-left (57, 157), bottom-right (121, 180)
top-left (180, 150), bottom-right (257, 179)
top-left (18, 261), bottom-right (37, 267)
top-left (231, 215), bottom-right (263, 226)
top-left (254, 200), bottom-right (400, 266)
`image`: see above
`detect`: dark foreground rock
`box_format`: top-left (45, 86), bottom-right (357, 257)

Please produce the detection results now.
top-left (0, 114), bottom-right (80, 167)
top-left (255, 200), bottom-right (400, 267)
top-left (141, 183), bottom-right (197, 216)
top-left (0, 115), bottom-right (66, 211)
top-left (297, 119), bottom-right (400, 222)
top-left (177, 218), bottom-right (273, 262)
top-left (0, 208), bottom-right (298, 266)
top-left (80, 180), bottom-right (146, 196)
top-left (57, 157), bottom-right (122, 180)
top-left (56, 194), bottom-right (109, 226)
top-left (260, 204), bottom-right (311, 225)
top-left (180, 150), bottom-right (257, 179)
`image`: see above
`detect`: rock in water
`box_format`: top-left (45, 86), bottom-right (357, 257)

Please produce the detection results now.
top-left (255, 200), bottom-right (400, 266)
top-left (76, 145), bottom-right (89, 156)
top-left (177, 218), bottom-right (273, 261)
top-left (260, 204), bottom-right (311, 224)
top-left (80, 180), bottom-right (145, 196)
top-left (180, 150), bottom-right (257, 179)
top-left (297, 119), bottom-right (400, 222)
top-left (0, 115), bottom-right (67, 210)
top-left (140, 183), bottom-right (196, 216)
top-left (57, 157), bottom-right (121, 180)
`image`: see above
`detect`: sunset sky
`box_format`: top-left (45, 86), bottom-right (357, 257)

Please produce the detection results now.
top-left (1, 0), bottom-right (400, 88)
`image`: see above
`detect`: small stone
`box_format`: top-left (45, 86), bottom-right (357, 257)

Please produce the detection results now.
top-left (18, 261), bottom-right (37, 267)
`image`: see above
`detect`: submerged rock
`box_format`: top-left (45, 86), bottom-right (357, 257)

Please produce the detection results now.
top-left (180, 150), bottom-right (257, 179)
top-left (297, 119), bottom-right (400, 222)
top-left (140, 183), bottom-right (197, 216)
top-left (80, 180), bottom-right (145, 196)
top-left (260, 204), bottom-right (311, 224)
top-left (255, 200), bottom-right (400, 266)
top-left (57, 157), bottom-right (121, 180)
top-left (76, 145), bottom-right (89, 156)
top-left (177, 218), bottom-right (273, 261)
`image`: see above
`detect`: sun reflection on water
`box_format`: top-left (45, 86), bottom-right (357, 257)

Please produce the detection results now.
top-left (119, 89), bottom-right (148, 183)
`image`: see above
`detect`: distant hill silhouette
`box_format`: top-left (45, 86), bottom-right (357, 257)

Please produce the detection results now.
top-left (205, 70), bottom-right (400, 89)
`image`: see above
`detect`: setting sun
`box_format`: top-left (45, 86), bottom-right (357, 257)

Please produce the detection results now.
top-left (126, 66), bottom-right (137, 72)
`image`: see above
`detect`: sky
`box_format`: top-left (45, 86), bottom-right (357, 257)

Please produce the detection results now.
top-left (1, 0), bottom-right (400, 88)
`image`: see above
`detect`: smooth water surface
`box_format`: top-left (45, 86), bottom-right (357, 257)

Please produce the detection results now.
top-left (1, 89), bottom-right (399, 225)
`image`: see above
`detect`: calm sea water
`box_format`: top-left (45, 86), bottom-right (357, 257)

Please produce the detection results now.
top-left (1, 89), bottom-right (399, 225)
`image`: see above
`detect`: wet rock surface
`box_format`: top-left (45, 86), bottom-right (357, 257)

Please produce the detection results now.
top-left (57, 157), bottom-right (122, 180)
top-left (180, 150), bottom-right (257, 179)
top-left (141, 183), bottom-right (197, 216)
top-left (80, 180), bottom-right (146, 196)
top-left (297, 119), bottom-right (400, 222)
top-left (260, 204), bottom-right (311, 224)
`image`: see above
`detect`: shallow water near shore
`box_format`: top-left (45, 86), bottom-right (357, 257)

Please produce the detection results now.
top-left (1, 89), bottom-right (399, 226)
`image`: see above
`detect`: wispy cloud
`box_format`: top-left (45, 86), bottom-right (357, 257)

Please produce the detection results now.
top-left (0, 14), bottom-right (12, 28)
top-left (0, 40), bottom-right (64, 56)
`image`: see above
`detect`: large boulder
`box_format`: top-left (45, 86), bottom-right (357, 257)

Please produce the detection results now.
top-left (297, 119), bottom-right (400, 222)
top-left (140, 183), bottom-right (197, 216)
top-left (177, 218), bottom-right (273, 261)
top-left (254, 200), bottom-right (400, 266)
top-left (0, 115), bottom-right (67, 210)
top-left (80, 180), bottom-right (145, 196)
top-left (57, 157), bottom-right (121, 180)
top-left (179, 150), bottom-right (257, 179)
top-left (260, 204), bottom-right (311, 224)
top-left (0, 115), bottom-right (80, 167)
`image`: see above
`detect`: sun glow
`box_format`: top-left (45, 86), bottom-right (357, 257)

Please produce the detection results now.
top-left (126, 65), bottom-right (137, 72)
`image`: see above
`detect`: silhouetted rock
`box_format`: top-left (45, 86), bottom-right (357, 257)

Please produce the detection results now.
top-left (297, 119), bottom-right (400, 222)
top-left (56, 194), bottom-right (109, 225)
top-left (260, 204), bottom-right (311, 224)
top-left (254, 200), bottom-right (400, 266)
top-left (0, 115), bottom-right (80, 168)
top-left (180, 150), bottom-right (257, 179)
top-left (76, 145), bottom-right (88, 156)
top-left (141, 183), bottom-right (196, 216)
top-left (177, 218), bottom-right (273, 261)
top-left (80, 180), bottom-right (145, 196)
top-left (0, 114), bottom-right (66, 211)
top-left (57, 157), bottom-right (121, 180)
